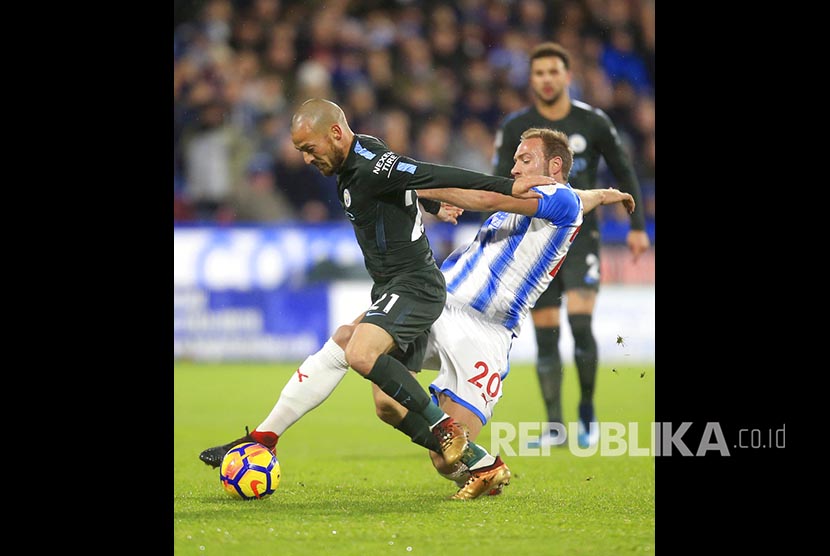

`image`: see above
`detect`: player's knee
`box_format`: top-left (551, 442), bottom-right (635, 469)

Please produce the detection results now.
top-left (344, 343), bottom-right (376, 374)
top-left (345, 353), bottom-right (377, 375)
top-left (331, 324), bottom-right (354, 351)
top-left (531, 306), bottom-right (560, 328)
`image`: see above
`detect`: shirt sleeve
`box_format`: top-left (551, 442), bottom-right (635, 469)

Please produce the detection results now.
top-left (534, 187), bottom-right (582, 226)
top-left (394, 157), bottom-right (515, 196)
top-left (492, 122), bottom-right (519, 178)
top-left (595, 111), bottom-right (647, 231)
top-left (360, 150), bottom-right (514, 197)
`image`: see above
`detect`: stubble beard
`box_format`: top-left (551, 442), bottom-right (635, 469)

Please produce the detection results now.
top-left (319, 138), bottom-right (346, 176)
top-left (534, 86), bottom-right (564, 107)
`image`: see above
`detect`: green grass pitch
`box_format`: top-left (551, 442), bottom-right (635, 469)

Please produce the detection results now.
top-left (174, 361), bottom-right (655, 555)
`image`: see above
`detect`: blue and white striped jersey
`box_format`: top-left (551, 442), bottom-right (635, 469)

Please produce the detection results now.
top-left (440, 183), bottom-right (583, 337)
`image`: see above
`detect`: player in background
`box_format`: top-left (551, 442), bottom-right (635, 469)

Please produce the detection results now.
top-left (200, 98), bottom-right (547, 474)
top-left (492, 42), bottom-right (650, 448)
top-left (200, 127), bottom-right (635, 499)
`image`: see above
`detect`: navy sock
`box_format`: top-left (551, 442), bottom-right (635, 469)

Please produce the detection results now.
top-left (569, 314), bottom-right (597, 404)
top-left (365, 353), bottom-right (445, 424)
top-left (394, 411), bottom-right (442, 452)
top-left (535, 325), bottom-right (563, 424)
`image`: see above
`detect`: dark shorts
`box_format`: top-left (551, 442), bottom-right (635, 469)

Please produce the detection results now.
top-left (362, 266), bottom-right (446, 371)
top-left (534, 229), bottom-right (601, 309)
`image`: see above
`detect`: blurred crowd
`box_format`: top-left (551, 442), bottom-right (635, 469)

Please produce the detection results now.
top-left (174, 0), bottom-right (655, 231)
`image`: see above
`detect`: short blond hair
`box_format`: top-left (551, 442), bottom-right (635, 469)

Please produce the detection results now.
top-left (519, 127), bottom-right (573, 180)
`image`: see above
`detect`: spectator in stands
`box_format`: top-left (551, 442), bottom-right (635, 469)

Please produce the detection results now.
top-left (231, 153), bottom-right (296, 222)
top-left (180, 99), bottom-right (252, 222)
top-left (173, 0), bottom-right (655, 232)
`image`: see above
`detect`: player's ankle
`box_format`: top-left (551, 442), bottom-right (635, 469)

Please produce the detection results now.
top-left (250, 430), bottom-right (279, 450)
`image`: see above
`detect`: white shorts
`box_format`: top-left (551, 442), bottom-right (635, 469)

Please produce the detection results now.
top-left (423, 301), bottom-right (513, 425)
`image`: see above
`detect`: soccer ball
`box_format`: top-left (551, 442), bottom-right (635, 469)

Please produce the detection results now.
top-left (219, 442), bottom-right (281, 500)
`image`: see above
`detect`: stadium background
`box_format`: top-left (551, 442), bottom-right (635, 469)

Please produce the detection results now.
top-left (173, 0), bottom-right (655, 364)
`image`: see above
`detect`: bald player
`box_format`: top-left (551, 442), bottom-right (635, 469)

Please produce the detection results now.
top-left (200, 98), bottom-right (549, 479)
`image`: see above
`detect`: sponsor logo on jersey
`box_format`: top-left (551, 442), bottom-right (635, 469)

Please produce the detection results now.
top-left (488, 211), bottom-right (509, 229)
top-left (372, 151), bottom-right (400, 176)
top-left (569, 133), bottom-right (587, 154)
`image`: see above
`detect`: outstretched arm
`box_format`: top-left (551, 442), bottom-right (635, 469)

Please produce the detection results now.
top-left (418, 187), bottom-right (539, 216)
top-left (403, 160), bottom-right (544, 199)
top-left (576, 188), bottom-right (635, 215)
top-left (420, 186), bottom-right (635, 219)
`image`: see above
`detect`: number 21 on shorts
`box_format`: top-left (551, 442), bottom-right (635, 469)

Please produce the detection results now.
top-left (365, 293), bottom-right (399, 317)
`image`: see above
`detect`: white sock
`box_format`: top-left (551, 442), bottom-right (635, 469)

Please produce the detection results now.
top-left (256, 338), bottom-right (348, 436)
top-left (469, 454), bottom-right (497, 471)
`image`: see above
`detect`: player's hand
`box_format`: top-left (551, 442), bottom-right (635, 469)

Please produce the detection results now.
top-left (621, 193), bottom-right (635, 214)
top-left (627, 230), bottom-right (650, 263)
top-left (436, 202), bottom-right (464, 225)
top-left (510, 175), bottom-right (549, 199)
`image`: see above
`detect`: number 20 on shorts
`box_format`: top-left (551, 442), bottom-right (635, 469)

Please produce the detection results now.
top-left (467, 361), bottom-right (501, 398)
